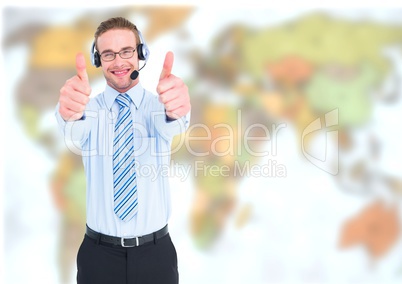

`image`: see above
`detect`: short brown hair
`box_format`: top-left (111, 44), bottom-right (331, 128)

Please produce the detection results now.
top-left (94, 17), bottom-right (140, 49)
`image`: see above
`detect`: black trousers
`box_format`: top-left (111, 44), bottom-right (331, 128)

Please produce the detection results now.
top-left (76, 233), bottom-right (179, 284)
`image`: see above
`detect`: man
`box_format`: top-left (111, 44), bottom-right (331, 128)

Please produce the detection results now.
top-left (55, 17), bottom-right (190, 284)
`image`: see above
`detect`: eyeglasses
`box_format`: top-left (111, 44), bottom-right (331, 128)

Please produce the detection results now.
top-left (100, 48), bottom-right (136, 62)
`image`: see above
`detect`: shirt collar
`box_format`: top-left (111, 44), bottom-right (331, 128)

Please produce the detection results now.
top-left (104, 83), bottom-right (144, 111)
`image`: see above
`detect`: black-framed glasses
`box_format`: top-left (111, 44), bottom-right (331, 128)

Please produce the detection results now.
top-left (100, 48), bottom-right (136, 62)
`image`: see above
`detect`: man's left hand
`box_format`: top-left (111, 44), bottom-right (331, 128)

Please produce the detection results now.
top-left (157, 51), bottom-right (191, 120)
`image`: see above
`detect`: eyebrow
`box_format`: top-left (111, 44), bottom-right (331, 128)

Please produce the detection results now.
top-left (100, 46), bottom-right (135, 54)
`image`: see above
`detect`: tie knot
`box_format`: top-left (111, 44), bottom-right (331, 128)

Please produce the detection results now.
top-left (116, 94), bottom-right (131, 108)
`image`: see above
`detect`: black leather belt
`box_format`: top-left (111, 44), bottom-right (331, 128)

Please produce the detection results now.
top-left (86, 224), bottom-right (169, 247)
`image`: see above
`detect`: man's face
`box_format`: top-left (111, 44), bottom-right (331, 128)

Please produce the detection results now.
top-left (97, 29), bottom-right (139, 93)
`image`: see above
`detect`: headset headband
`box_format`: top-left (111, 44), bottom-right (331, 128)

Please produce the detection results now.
top-left (90, 28), bottom-right (150, 68)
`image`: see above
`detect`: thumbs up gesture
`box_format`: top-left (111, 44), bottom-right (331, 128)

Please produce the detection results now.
top-left (156, 52), bottom-right (191, 120)
top-left (59, 53), bottom-right (92, 121)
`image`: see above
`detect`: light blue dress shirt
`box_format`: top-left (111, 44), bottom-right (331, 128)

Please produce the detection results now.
top-left (55, 83), bottom-right (189, 238)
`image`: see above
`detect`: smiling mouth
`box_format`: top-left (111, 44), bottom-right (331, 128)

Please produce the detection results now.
top-left (111, 69), bottom-right (130, 77)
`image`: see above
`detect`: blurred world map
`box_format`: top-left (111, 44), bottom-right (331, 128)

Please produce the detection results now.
top-left (4, 6), bottom-right (402, 284)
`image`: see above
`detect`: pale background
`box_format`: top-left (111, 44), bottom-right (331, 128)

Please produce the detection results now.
top-left (3, 3), bottom-right (402, 284)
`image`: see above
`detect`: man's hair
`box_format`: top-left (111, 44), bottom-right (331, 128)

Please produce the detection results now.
top-left (94, 17), bottom-right (140, 50)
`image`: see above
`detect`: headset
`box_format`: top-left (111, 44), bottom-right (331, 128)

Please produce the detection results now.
top-left (90, 28), bottom-right (150, 69)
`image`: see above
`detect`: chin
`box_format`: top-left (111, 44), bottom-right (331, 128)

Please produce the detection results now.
top-left (107, 78), bottom-right (131, 92)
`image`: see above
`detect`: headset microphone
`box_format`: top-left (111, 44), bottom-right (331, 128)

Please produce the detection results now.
top-left (130, 62), bottom-right (146, 80)
top-left (130, 70), bottom-right (139, 80)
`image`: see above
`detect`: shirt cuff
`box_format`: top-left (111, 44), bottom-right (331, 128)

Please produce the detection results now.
top-left (55, 103), bottom-right (90, 147)
top-left (156, 110), bottom-right (191, 140)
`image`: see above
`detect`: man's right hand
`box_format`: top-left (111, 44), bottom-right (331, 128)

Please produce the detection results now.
top-left (59, 52), bottom-right (92, 121)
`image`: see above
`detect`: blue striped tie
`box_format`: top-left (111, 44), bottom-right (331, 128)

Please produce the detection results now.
top-left (113, 94), bottom-right (138, 221)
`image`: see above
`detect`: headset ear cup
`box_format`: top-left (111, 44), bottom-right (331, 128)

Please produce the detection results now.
top-left (94, 51), bottom-right (101, 68)
top-left (137, 44), bottom-right (145, 61)
top-left (136, 29), bottom-right (150, 63)
top-left (91, 41), bottom-right (101, 68)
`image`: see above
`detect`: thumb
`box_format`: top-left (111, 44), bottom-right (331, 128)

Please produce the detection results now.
top-left (159, 51), bottom-right (174, 81)
top-left (76, 52), bottom-right (89, 82)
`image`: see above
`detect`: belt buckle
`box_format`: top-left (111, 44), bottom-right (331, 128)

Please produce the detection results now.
top-left (121, 237), bottom-right (139, 247)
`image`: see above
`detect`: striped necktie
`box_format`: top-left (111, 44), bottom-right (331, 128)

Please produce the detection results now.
top-left (113, 94), bottom-right (138, 221)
